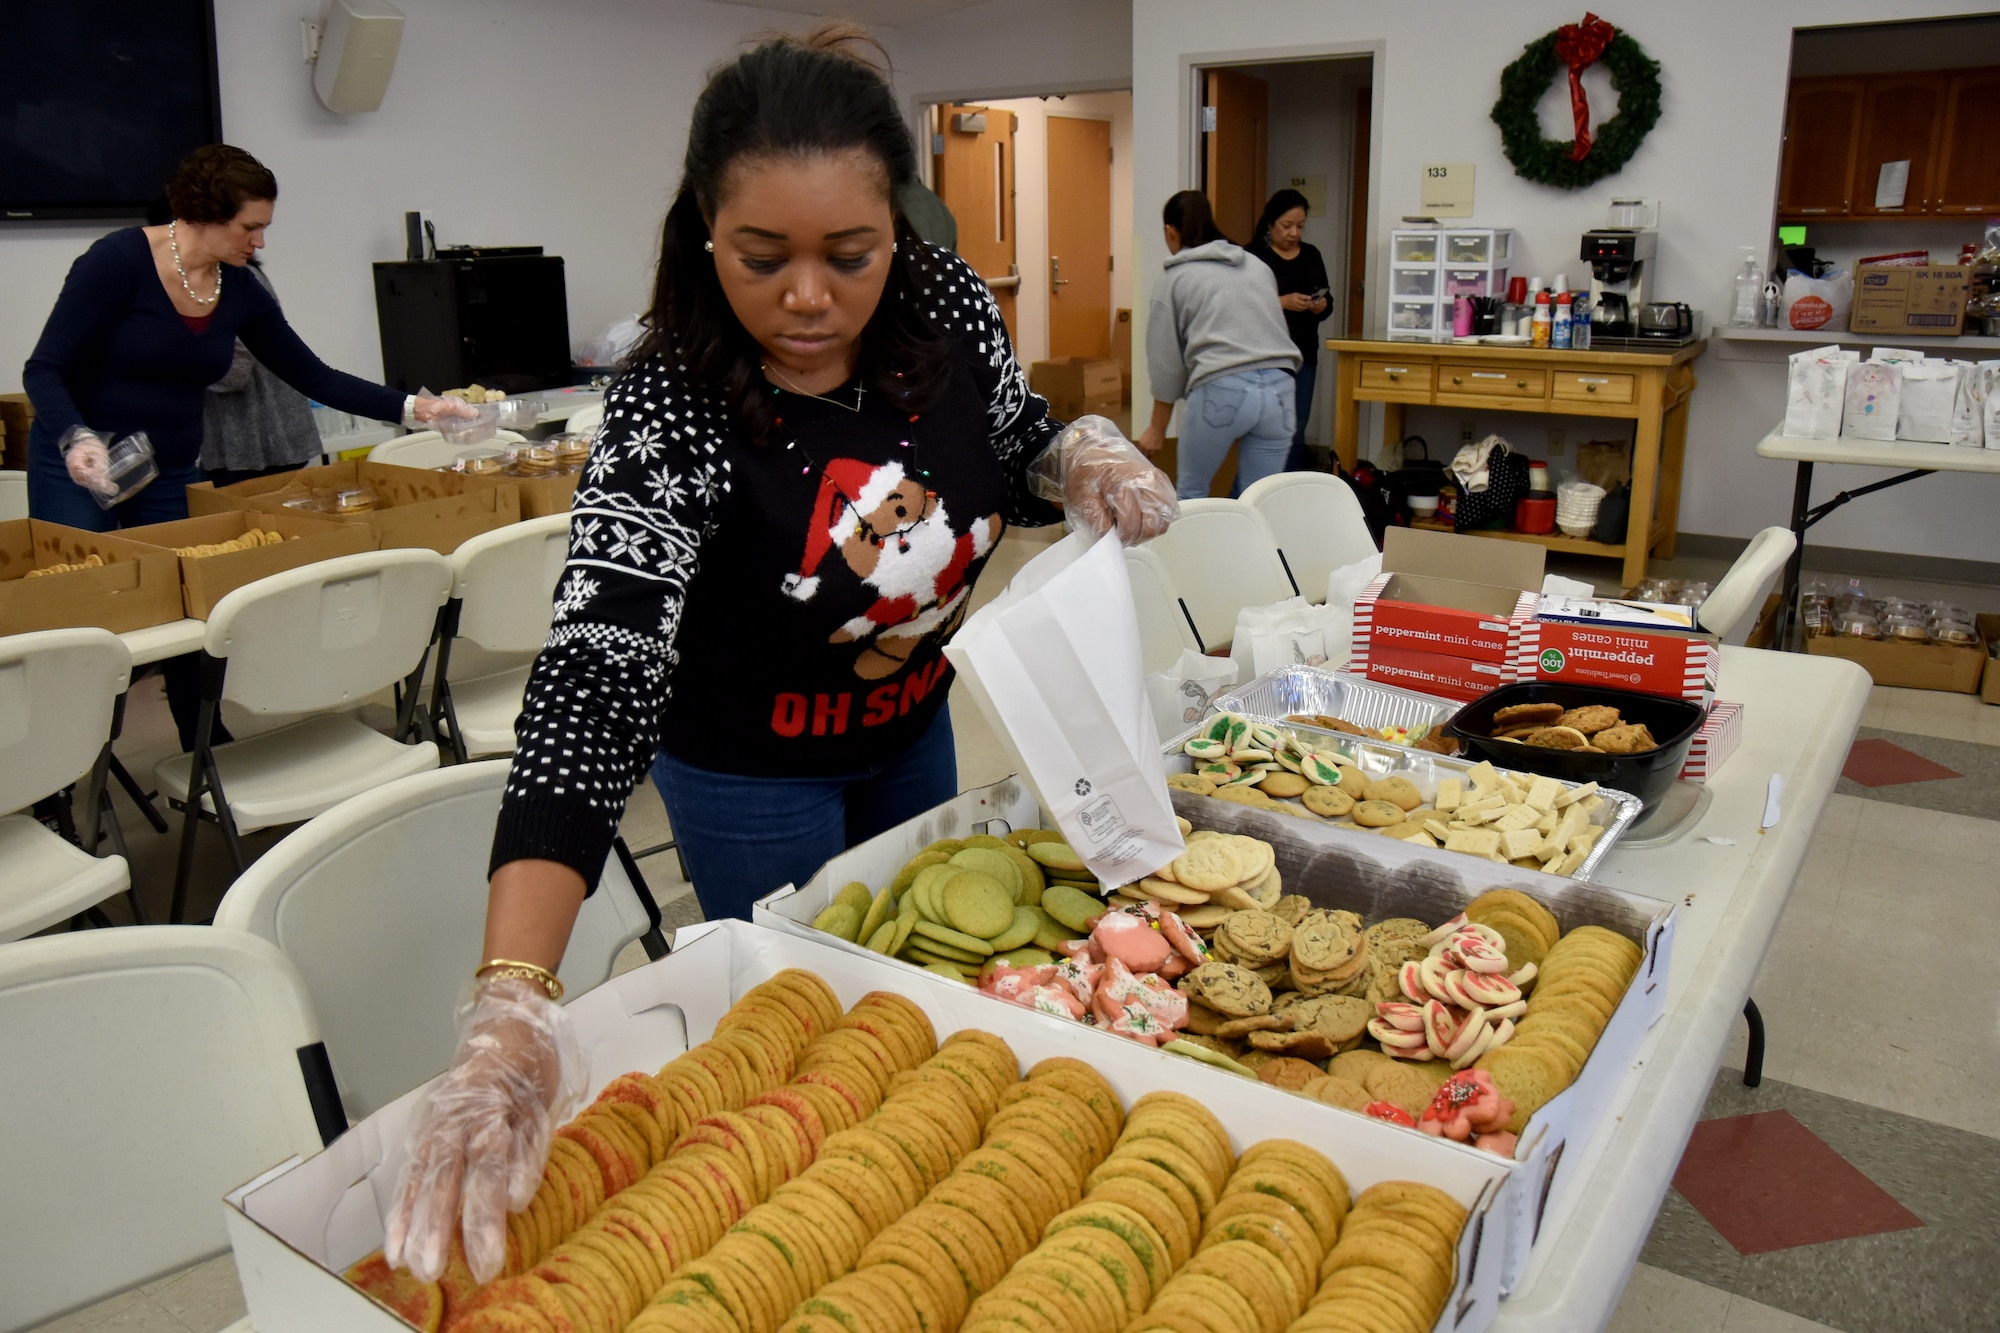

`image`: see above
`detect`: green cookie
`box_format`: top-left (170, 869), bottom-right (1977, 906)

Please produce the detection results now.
top-left (811, 902), bottom-right (863, 943)
top-left (984, 905), bottom-right (1041, 953)
top-left (864, 920), bottom-right (898, 955)
top-left (904, 936), bottom-right (987, 966)
top-left (948, 848), bottom-right (1022, 900)
top-left (920, 961), bottom-right (974, 985)
top-left (942, 869), bottom-right (1015, 939)
top-left (890, 850), bottom-right (952, 895)
top-left (998, 843), bottom-right (1046, 906)
top-left (833, 881), bottom-right (873, 916)
top-left (911, 917), bottom-right (997, 956)
top-left (889, 911), bottom-right (919, 957)
top-left (856, 885), bottom-right (896, 946)
top-left (1041, 884), bottom-right (1105, 934)
top-left (1025, 841), bottom-right (1087, 874)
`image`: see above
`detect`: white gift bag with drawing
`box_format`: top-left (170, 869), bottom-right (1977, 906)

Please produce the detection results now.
top-left (1146, 648), bottom-right (1239, 741)
top-left (946, 529), bottom-right (1185, 884)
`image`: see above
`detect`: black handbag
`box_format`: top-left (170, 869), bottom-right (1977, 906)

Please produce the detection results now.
top-left (1454, 444), bottom-right (1528, 532)
top-left (1338, 460), bottom-right (1392, 546)
top-left (1591, 482), bottom-right (1632, 544)
top-left (1383, 436), bottom-right (1449, 521)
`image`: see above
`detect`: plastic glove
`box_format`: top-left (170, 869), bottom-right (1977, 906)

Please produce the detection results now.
top-left (1029, 414), bottom-right (1180, 545)
top-left (383, 975), bottom-right (587, 1283)
top-left (59, 428), bottom-right (116, 496)
top-left (414, 395), bottom-right (480, 425)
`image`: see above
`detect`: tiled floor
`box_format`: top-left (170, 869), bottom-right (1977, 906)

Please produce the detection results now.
top-left (27, 526), bottom-right (2000, 1332)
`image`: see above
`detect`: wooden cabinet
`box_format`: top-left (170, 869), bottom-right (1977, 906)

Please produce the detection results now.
top-left (1851, 74), bottom-right (1944, 216)
top-left (1936, 68), bottom-right (2000, 213)
top-left (1780, 66), bottom-right (2000, 221)
top-left (1779, 78), bottom-right (1863, 217)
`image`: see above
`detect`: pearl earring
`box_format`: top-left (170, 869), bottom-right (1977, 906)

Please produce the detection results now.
top-left (704, 240), bottom-right (714, 252)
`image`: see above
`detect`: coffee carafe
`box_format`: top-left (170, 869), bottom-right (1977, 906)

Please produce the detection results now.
top-left (1580, 228), bottom-right (1656, 339)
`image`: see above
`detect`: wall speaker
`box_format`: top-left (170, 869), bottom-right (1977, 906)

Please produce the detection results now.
top-left (314, 0), bottom-right (405, 114)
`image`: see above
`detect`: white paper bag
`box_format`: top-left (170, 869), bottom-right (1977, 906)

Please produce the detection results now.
top-left (1982, 362), bottom-right (2000, 450)
top-left (1784, 346), bottom-right (1855, 438)
top-left (1842, 361), bottom-right (1901, 441)
top-left (945, 530), bottom-right (1185, 884)
top-left (1146, 648), bottom-right (1239, 740)
top-left (1229, 597), bottom-right (1352, 682)
top-left (1895, 361), bottom-right (1958, 443)
top-left (1948, 361), bottom-right (1986, 447)
top-left (1326, 552), bottom-right (1385, 609)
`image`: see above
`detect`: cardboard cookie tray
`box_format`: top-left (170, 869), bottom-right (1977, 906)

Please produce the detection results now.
top-left (115, 510), bottom-right (375, 619)
top-left (1161, 719), bottom-right (1643, 882)
top-left (187, 461), bottom-right (521, 555)
top-left (0, 518), bottom-right (183, 633)
top-left (226, 918), bottom-right (1514, 1333)
top-left (756, 777), bottom-right (1675, 1297)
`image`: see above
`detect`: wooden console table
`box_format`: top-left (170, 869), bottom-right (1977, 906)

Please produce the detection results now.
top-left (1326, 339), bottom-right (1704, 587)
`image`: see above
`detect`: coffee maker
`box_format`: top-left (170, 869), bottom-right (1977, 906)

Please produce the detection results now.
top-left (1580, 228), bottom-right (1656, 339)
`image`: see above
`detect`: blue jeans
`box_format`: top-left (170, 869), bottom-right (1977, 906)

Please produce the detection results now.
top-left (1177, 367), bottom-right (1295, 500)
top-left (649, 705), bottom-right (959, 922)
top-left (1287, 360), bottom-right (1318, 473)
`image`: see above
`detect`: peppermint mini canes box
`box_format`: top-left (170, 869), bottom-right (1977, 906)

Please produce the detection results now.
top-left (1528, 595), bottom-right (1719, 708)
top-left (1350, 529), bottom-right (1544, 697)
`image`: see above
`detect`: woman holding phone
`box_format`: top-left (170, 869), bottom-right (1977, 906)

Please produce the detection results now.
top-left (1248, 188), bottom-right (1332, 473)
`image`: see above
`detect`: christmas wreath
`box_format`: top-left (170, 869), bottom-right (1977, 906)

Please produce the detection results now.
top-left (1490, 14), bottom-right (1662, 190)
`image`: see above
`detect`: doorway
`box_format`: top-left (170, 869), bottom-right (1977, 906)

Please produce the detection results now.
top-left (924, 90), bottom-right (1134, 404)
top-left (1192, 55), bottom-right (1375, 464)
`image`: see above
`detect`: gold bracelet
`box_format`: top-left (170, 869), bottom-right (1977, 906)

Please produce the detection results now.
top-left (475, 958), bottom-right (564, 1003)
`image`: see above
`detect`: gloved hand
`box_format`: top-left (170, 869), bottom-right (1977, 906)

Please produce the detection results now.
top-left (414, 395), bottom-right (480, 425)
top-left (1030, 415), bottom-right (1180, 545)
top-left (60, 429), bottom-right (117, 496)
top-left (383, 975), bottom-right (587, 1283)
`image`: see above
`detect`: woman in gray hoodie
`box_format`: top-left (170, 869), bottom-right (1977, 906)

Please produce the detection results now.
top-left (1137, 191), bottom-right (1301, 498)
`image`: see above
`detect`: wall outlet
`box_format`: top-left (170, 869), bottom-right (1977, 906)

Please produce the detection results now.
top-left (1458, 421), bottom-right (1476, 448)
top-left (1547, 427), bottom-right (1566, 456)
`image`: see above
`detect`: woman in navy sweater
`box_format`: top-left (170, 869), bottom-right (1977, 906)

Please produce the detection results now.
top-left (23, 144), bottom-right (467, 529)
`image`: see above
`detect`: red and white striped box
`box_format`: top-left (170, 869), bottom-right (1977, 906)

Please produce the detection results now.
top-left (1361, 643), bottom-right (1515, 703)
top-left (1679, 700), bottom-right (1744, 782)
top-left (1521, 619), bottom-right (1719, 709)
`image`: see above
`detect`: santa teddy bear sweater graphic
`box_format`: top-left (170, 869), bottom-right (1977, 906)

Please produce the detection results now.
top-left (781, 457), bottom-right (1002, 681)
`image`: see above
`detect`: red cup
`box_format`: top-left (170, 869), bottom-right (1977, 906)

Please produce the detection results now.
top-left (1506, 275), bottom-right (1529, 305)
top-left (1515, 495), bottom-right (1556, 535)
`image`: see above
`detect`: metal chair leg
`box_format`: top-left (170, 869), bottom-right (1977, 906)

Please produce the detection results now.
top-left (1743, 997), bottom-right (1765, 1087)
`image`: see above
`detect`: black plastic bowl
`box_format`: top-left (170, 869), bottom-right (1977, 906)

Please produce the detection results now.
top-left (1444, 681), bottom-right (1706, 814)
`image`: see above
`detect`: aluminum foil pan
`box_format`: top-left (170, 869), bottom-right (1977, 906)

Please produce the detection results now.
top-left (1161, 717), bottom-right (1642, 882)
top-left (1208, 667), bottom-right (1458, 745)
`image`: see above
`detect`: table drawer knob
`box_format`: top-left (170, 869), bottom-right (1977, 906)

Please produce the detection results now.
top-left (1518, 380), bottom-right (1528, 389)
top-left (1452, 375), bottom-right (1462, 385)
top-left (1585, 383), bottom-right (1597, 392)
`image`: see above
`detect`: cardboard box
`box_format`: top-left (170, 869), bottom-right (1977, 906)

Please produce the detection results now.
top-left (1679, 700), bottom-right (1744, 782)
top-left (226, 918), bottom-right (1514, 1333)
top-left (0, 392), bottom-right (33, 470)
top-left (187, 461), bottom-right (520, 554)
top-left (0, 519), bottom-right (183, 633)
top-left (758, 777), bottom-right (1671, 1297)
top-left (1849, 264), bottom-right (1970, 336)
top-left (1349, 529), bottom-right (1542, 699)
top-left (452, 466), bottom-right (579, 520)
top-left (1978, 614), bottom-right (2000, 706)
top-left (1029, 356), bottom-right (1123, 421)
top-left (1528, 595), bottom-right (1720, 708)
top-left (117, 510), bottom-right (375, 619)
top-left (1804, 626), bottom-right (1986, 693)
top-left (1112, 308), bottom-right (1134, 404)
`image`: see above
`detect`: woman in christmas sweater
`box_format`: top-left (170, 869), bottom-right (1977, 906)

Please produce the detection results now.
top-left (384, 27), bottom-right (1176, 1283)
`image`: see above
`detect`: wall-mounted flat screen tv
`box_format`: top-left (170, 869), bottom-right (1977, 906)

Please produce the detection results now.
top-left (1, 0), bottom-right (222, 220)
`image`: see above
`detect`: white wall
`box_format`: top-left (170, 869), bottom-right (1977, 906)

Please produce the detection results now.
top-left (975, 92), bottom-right (1132, 366)
top-left (1, 0), bottom-right (810, 397)
top-left (882, 0), bottom-right (1132, 104)
top-left (1132, 0), bottom-right (2000, 564)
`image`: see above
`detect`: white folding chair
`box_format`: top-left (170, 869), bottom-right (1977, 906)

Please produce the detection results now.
top-left (564, 402), bottom-right (604, 437)
top-left (0, 470), bottom-right (26, 521)
top-left (1697, 525), bottom-right (1799, 644)
top-left (431, 514), bottom-right (570, 762)
top-left (213, 760), bottom-right (666, 1119)
top-left (0, 927), bottom-right (332, 1330)
top-left (1142, 498), bottom-right (1299, 652)
top-left (368, 428), bottom-right (526, 469)
top-left (155, 550), bottom-right (452, 921)
top-left (1239, 471), bottom-right (1379, 605)
top-left (0, 628), bottom-right (141, 942)
top-left (1124, 545), bottom-right (1203, 672)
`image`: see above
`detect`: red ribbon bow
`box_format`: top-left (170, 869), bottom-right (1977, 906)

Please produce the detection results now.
top-left (1554, 13), bottom-right (1617, 161)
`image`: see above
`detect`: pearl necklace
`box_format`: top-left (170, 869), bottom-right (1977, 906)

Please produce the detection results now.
top-left (168, 221), bottom-right (221, 308)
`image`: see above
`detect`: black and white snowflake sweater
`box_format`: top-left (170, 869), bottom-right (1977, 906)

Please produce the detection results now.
top-left (491, 244), bottom-right (1064, 885)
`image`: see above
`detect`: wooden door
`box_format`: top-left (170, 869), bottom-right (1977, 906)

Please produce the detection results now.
top-left (935, 104), bottom-right (1018, 340)
top-left (1852, 74), bottom-right (1946, 216)
top-left (1046, 115), bottom-right (1112, 359)
top-left (1346, 84), bottom-right (1372, 339)
top-left (1936, 67), bottom-right (2000, 213)
top-left (1203, 69), bottom-right (1268, 246)
top-left (1778, 77), bottom-right (1864, 218)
